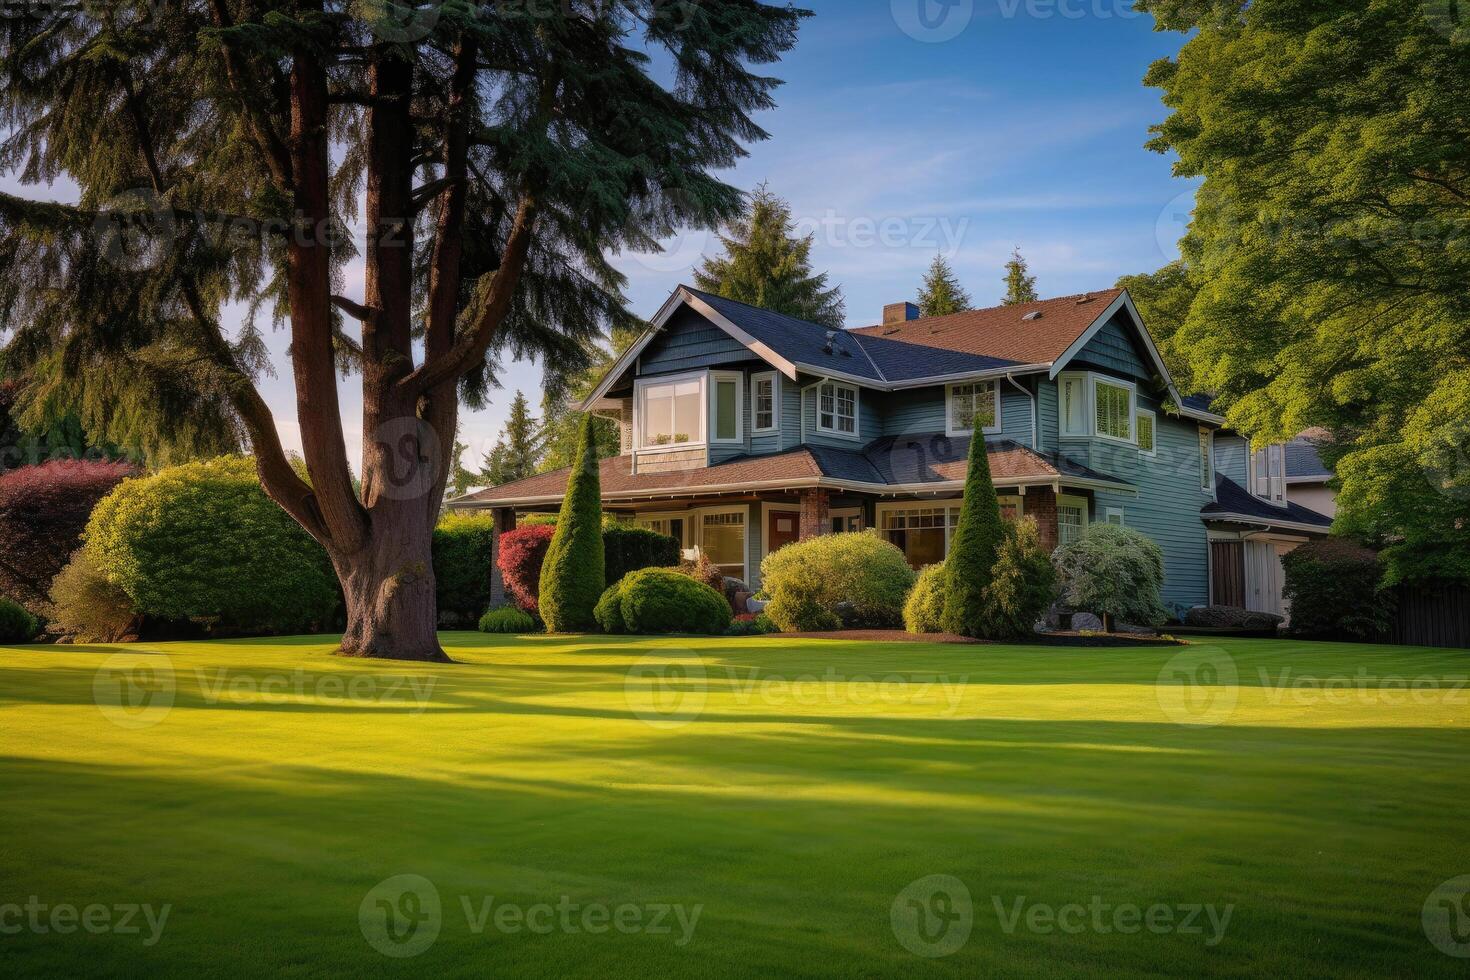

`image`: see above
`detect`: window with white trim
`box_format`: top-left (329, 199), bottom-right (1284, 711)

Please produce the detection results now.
top-left (1136, 409), bottom-right (1156, 456)
top-left (638, 376), bottom-right (703, 449)
top-left (1199, 428), bottom-right (1215, 493)
top-left (1059, 373), bottom-right (1089, 437)
top-left (751, 372), bottom-right (778, 433)
top-left (700, 510), bottom-right (746, 579)
top-left (710, 371), bottom-right (742, 443)
top-left (1057, 494), bottom-right (1089, 547)
top-left (1105, 507), bottom-right (1125, 527)
top-left (1093, 378), bottom-right (1134, 443)
top-left (817, 381), bottom-right (858, 436)
top-left (1251, 443), bottom-right (1287, 506)
top-left (947, 381), bottom-right (1000, 435)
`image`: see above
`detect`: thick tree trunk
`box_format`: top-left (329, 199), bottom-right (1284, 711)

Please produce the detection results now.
top-left (334, 514), bottom-right (449, 662)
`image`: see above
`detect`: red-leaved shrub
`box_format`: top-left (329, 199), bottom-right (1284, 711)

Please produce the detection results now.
top-left (496, 524), bottom-right (556, 612)
top-left (0, 459), bottom-right (135, 614)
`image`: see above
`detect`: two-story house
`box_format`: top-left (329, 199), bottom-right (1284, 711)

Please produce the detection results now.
top-left (451, 285), bottom-right (1332, 619)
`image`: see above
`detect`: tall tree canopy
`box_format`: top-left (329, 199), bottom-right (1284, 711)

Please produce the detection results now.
top-left (1001, 247), bottom-right (1037, 305)
top-left (1140, 0), bottom-right (1470, 583)
top-left (916, 253), bottom-right (972, 318)
top-left (0, 0), bottom-right (807, 659)
top-left (694, 182), bottom-right (845, 327)
top-left (1114, 260), bottom-right (1198, 391)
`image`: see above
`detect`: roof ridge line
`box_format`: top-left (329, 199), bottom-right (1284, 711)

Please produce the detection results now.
top-left (849, 332), bottom-right (889, 383)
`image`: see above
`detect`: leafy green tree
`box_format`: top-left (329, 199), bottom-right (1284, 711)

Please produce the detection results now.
top-left (1139, 0), bottom-right (1470, 584)
top-left (1053, 524), bottom-right (1169, 631)
top-left (481, 391), bottom-right (543, 487)
top-left (941, 420), bottom-right (1007, 637)
top-left (539, 325), bottom-right (640, 473)
top-left (1001, 247), bottom-right (1038, 305)
top-left (538, 415), bottom-right (606, 632)
top-left (917, 254), bottom-right (972, 317)
top-left (695, 183), bottom-right (845, 328)
top-left (0, 1), bottom-right (805, 660)
top-left (1115, 261), bottom-right (1199, 391)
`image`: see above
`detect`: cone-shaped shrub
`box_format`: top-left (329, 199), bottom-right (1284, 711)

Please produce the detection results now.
top-left (941, 421), bottom-right (1006, 638)
top-left (538, 415), bottom-right (606, 632)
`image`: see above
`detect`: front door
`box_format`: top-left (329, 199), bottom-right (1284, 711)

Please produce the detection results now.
top-left (767, 510), bottom-right (801, 556)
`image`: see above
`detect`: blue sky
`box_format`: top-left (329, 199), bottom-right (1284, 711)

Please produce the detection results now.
top-left (2, 0), bottom-right (1199, 470)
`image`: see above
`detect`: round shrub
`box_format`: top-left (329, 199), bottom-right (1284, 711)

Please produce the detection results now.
top-left (478, 605), bottom-right (539, 635)
top-left (0, 596), bottom-right (38, 644)
top-left (1282, 539), bottom-right (1392, 639)
top-left (594, 583), bottom-right (627, 634)
top-left (760, 531), bottom-right (916, 633)
top-left (0, 459), bottom-right (135, 615)
top-left (616, 568), bottom-right (731, 635)
top-left (48, 549), bottom-right (138, 642)
top-left (904, 563), bottom-right (948, 634)
top-left (1053, 523), bottom-right (1168, 631)
top-left (86, 456), bottom-right (339, 635)
top-left (497, 524), bottom-right (556, 613)
top-left (434, 513), bottom-right (497, 626)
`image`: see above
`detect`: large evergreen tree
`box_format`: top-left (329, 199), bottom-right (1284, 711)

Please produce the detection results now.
top-left (1140, 0), bottom-right (1470, 584)
top-left (0, 1), bottom-right (806, 660)
top-left (1001, 247), bottom-right (1038, 305)
top-left (916, 254), bottom-right (972, 318)
top-left (481, 391), bottom-right (542, 487)
top-left (694, 183), bottom-right (845, 327)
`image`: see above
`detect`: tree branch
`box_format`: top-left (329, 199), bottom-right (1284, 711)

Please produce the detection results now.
top-left (206, 0), bottom-right (294, 188)
top-left (331, 294), bottom-right (375, 321)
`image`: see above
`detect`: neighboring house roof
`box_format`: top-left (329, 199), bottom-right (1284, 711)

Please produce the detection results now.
top-left (1202, 475), bottom-right (1333, 533)
top-left (1181, 393), bottom-right (1216, 415)
top-left (450, 436), bottom-right (1132, 508)
top-left (1286, 438), bottom-right (1333, 482)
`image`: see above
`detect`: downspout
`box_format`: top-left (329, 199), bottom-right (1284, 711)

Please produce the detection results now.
top-left (1006, 372), bottom-right (1038, 449)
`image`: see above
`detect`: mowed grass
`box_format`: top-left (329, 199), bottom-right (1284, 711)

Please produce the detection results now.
top-left (1, 633), bottom-right (1468, 978)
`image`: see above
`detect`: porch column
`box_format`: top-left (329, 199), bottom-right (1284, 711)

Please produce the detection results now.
top-left (798, 489), bottom-right (831, 540)
top-left (488, 507), bottom-right (517, 606)
top-left (1026, 487), bottom-right (1059, 553)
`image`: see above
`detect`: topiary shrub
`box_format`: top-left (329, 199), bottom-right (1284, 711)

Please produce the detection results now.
top-left (433, 513), bottom-right (497, 627)
top-left (86, 456), bottom-right (340, 635)
top-left (48, 549), bottom-right (138, 642)
top-left (0, 596), bottom-right (38, 644)
top-left (761, 531), bottom-right (916, 633)
top-left (0, 459), bottom-right (135, 615)
top-left (1053, 523), bottom-right (1169, 631)
top-left (904, 563), bottom-right (948, 634)
top-left (478, 605), bottom-right (539, 635)
top-left (497, 523), bottom-right (556, 613)
top-left (616, 568), bottom-right (731, 635)
top-left (603, 524), bottom-right (680, 586)
top-left (1183, 606), bottom-right (1285, 630)
top-left (1282, 539), bottom-right (1392, 639)
top-left (539, 415), bottom-right (606, 632)
top-left (942, 424), bottom-right (1007, 638)
top-left (594, 583), bottom-right (627, 634)
top-left (981, 517), bottom-right (1057, 641)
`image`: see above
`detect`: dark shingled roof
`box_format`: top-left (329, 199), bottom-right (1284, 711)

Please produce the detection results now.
top-left (1202, 475), bottom-right (1333, 530)
top-left (1286, 438), bottom-right (1333, 480)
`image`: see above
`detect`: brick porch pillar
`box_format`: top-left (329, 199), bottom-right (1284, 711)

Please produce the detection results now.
top-left (488, 507), bottom-right (517, 606)
top-left (1025, 487), bottom-right (1059, 553)
top-left (798, 489), bottom-right (831, 540)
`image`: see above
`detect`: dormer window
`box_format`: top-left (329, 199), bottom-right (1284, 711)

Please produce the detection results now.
top-left (817, 381), bottom-right (858, 437)
top-left (1251, 443), bottom-right (1287, 506)
top-left (947, 381), bottom-right (1000, 437)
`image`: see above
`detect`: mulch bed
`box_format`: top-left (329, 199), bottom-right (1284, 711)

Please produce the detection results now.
top-left (748, 629), bottom-right (1185, 647)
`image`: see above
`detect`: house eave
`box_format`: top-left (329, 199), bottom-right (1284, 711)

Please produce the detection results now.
top-left (1202, 512), bottom-right (1332, 535)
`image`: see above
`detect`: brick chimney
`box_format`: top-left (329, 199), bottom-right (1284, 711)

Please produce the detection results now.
top-left (883, 302), bottom-right (920, 325)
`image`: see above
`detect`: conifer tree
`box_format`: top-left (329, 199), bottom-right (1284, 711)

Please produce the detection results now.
top-left (1002, 248), bottom-right (1039, 305)
top-left (941, 419), bottom-right (1006, 638)
top-left (538, 414), bottom-right (605, 633)
top-left (916, 254), bottom-right (972, 318)
top-left (481, 391), bottom-right (542, 487)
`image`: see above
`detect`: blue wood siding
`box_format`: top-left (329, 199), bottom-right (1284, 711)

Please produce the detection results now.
top-left (1215, 434), bottom-right (1248, 485)
top-left (1037, 378), bottom-right (1059, 454)
top-left (797, 374), bottom-right (875, 448)
top-left (1071, 311), bottom-right (1152, 383)
top-left (640, 306), bottom-right (755, 374)
top-left (875, 382), bottom-right (1035, 447)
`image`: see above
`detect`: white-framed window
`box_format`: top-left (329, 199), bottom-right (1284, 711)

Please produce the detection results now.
top-left (1092, 377), bottom-right (1135, 444)
top-left (1059, 372), bottom-right (1089, 438)
top-left (1250, 443), bottom-right (1287, 506)
top-left (1057, 493), bottom-right (1089, 547)
top-left (699, 508), bottom-right (746, 580)
top-left (817, 381), bottom-right (859, 437)
top-left (636, 373), bottom-right (704, 450)
top-left (1105, 507), bottom-right (1125, 527)
top-left (636, 513), bottom-right (689, 548)
top-left (1199, 428), bottom-right (1215, 493)
top-left (710, 371), bottom-right (743, 444)
top-left (947, 380), bottom-right (1001, 436)
top-left (1136, 409), bottom-right (1157, 457)
top-left (751, 371), bottom-right (779, 434)
top-left (877, 496), bottom-right (1023, 569)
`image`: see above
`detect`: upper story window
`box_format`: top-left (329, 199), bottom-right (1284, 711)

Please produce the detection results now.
top-left (710, 371), bottom-right (742, 443)
top-left (947, 381), bottom-right (1000, 436)
top-left (1059, 371), bottom-right (1143, 447)
top-left (1093, 378), bottom-right (1135, 443)
top-left (1251, 443), bottom-right (1287, 506)
top-left (1199, 428), bottom-right (1215, 493)
top-left (1136, 409), bottom-right (1157, 456)
top-left (1060, 374), bottom-right (1089, 437)
top-left (637, 374), bottom-right (704, 449)
top-left (751, 372), bottom-right (779, 433)
top-left (817, 381), bottom-right (858, 437)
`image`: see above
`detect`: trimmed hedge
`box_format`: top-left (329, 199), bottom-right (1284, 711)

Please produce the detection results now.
top-left (904, 563), bottom-right (947, 634)
top-left (760, 531), bottom-right (915, 633)
top-left (86, 457), bottom-right (339, 635)
top-left (433, 513), bottom-right (497, 626)
top-left (478, 605), bottom-right (539, 635)
top-left (1183, 606), bottom-right (1284, 630)
top-left (1282, 539), bottom-right (1392, 639)
top-left (604, 525), bottom-right (680, 587)
top-left (608, 568), bottom-right (731, 636)
top-left (594, 584), bottom-right (627, 634)
top-left (0, 596), bottom-right (37, 644)
top-left (0, 459), bottom-right (134, 615)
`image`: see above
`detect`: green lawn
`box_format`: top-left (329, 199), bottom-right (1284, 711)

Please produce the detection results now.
top-left (2, 633), bottom-right (1468, 977)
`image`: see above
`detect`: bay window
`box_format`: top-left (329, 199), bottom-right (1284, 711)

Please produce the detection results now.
top-left (817, 381), bottom-right (858, 437)
top-left (1093, 378), bottom-right (1134, 443)
top-left (947, 381), bottom-right (1000, 436)
top-left (1251, 443), bottom-right (1287, 506)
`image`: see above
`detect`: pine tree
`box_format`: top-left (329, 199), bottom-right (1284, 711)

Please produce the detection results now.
top-left (538, 414), bottom-right (606, 633)
top-left (481, 391), bottom-right (542, 487)
top-left (0, 2), bottom-right (806, 660)
top-left (940, 419), bottom-right (1007, 638)
top-left (695, 184), bottom-right (846, 327)
top-left (916, 254), bottom-right (972, 317)
top-left (446, 439), bottom-right (477, 499)
top-left (1002, 248), bottom-right (1039, 305)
